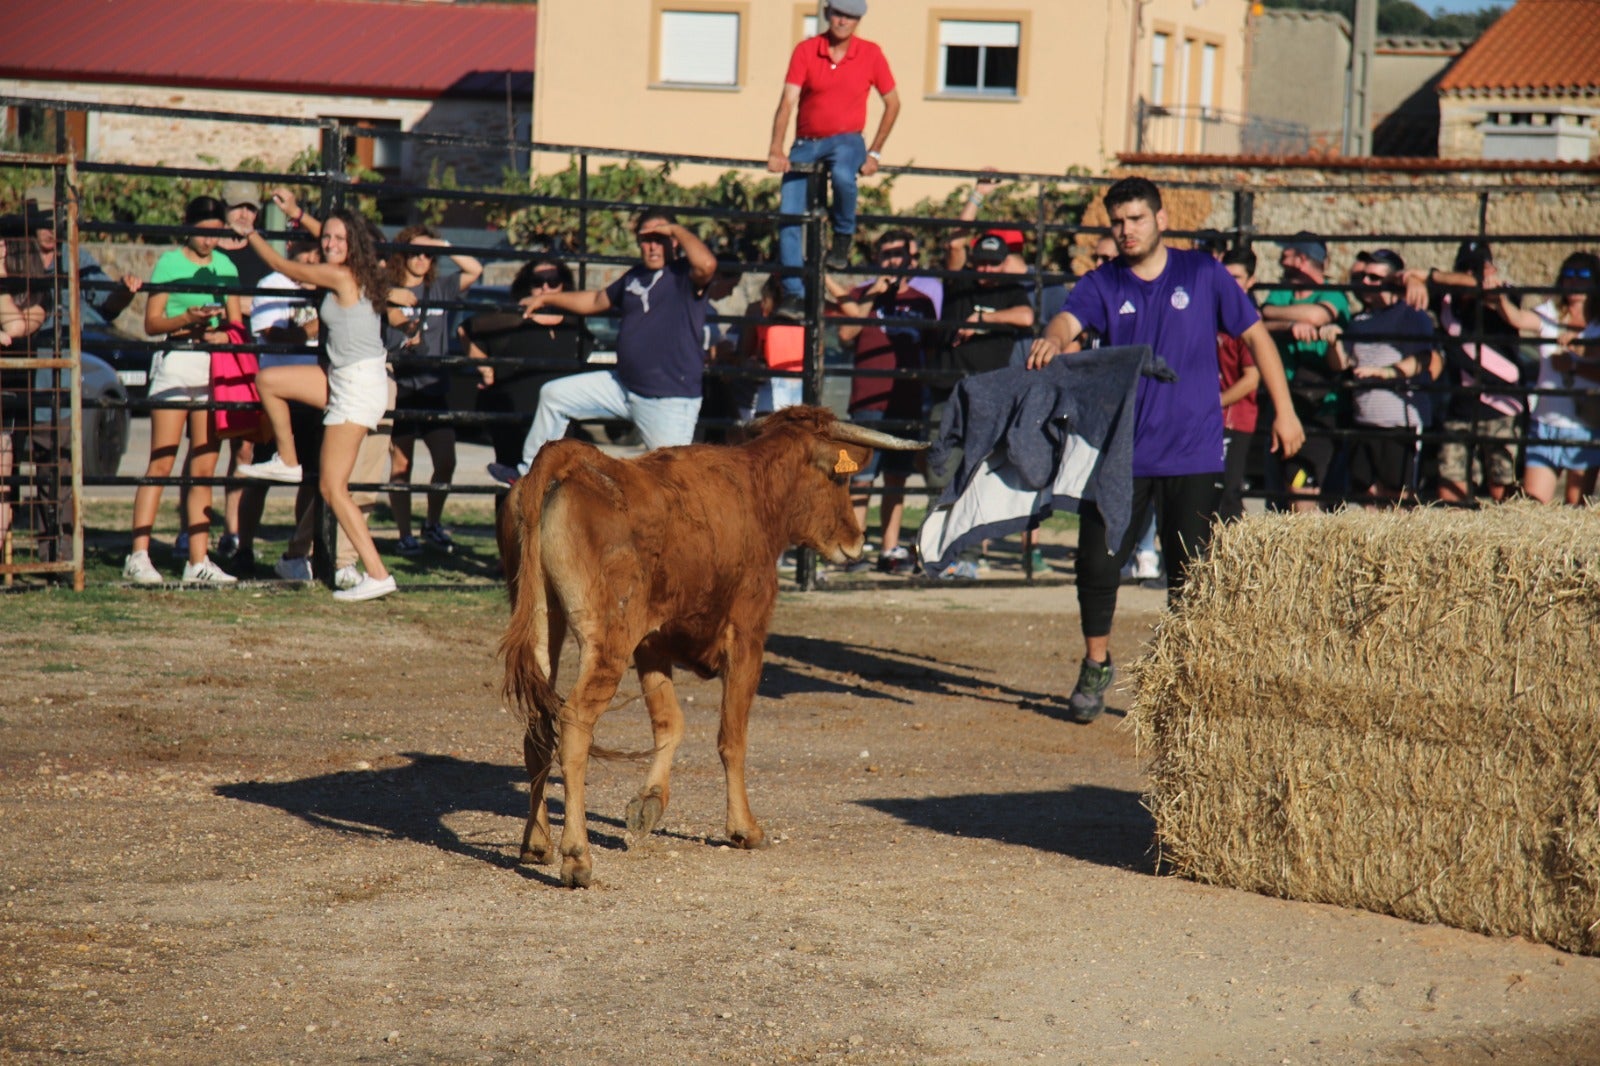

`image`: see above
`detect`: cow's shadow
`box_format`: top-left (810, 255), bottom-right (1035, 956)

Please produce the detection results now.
top-left (214, 751), bottom-right (689, 885)
top-left (760, 633), bottom-right (1057, 709)
top-left (855, 785), bottom-right (1155, 872)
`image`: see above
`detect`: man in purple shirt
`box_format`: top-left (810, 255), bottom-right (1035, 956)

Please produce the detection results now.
top-left (1027, 177), bottom-right (1304, 722)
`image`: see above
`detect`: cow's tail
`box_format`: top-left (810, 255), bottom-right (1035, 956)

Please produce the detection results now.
top-left (498, 473), bottom-right (563, 743)
top-left (496, 462), bottom-right (653, 764)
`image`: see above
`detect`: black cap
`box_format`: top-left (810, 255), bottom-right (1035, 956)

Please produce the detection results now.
top-left (970, 233), bottom-right (1009, 265)
top-left (1357, 247), bottom-right (1406, 273)
top-left (1454, 240), bottom-right (1492, 274)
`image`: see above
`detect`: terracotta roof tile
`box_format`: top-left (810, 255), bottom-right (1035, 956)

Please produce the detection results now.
top-left (2, 0), bottom-right (535, 99)
top-left (1438, 0), bottom-right (1600, 95)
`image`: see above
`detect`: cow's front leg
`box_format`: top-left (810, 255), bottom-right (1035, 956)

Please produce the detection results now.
top-left (717, 637), bottom-right (768, 850)
top-left (519, 722), bottom-right (556, 865)
top-left (626, 647), bottom-right (684, 841)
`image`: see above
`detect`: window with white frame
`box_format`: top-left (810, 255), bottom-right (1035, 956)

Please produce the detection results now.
top-left (1198, 43), bottom-right (1218, 117)
top-left (937, 20), bottom-right (1021, 96)
top-left (658, 10), bottom-right (741, 86)
top-left (1151, 32), bottom-right (1169, 106)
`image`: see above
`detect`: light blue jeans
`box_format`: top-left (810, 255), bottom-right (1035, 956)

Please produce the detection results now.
top-left (779, 132), bottom-right (867, 298)
top-left (517, 369), bottom-right (701, 473)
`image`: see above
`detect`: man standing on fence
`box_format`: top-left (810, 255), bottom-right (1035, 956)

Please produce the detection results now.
top-left (766, 0), bottom-right (900, 319)
top-left (1027, 176), bottom-right (1305, 723)
top-left (488, 208), bottom-right (717, 484)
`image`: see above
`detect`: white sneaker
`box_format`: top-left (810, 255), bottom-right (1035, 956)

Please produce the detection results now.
top-left (182, 555), bottom-right (239, 584)
top-left (1131, 549), bottom-right (1163, 582)
top-left (332, 573), bottom-right (397, 602)
top-left (334, 564), bottom-right (361, 590)
top-left (237, 456), bottom-right (303, 484)
top-left (274, 555), bottom-right (313, 582)
top-left (123, 550), bottom-right (164, 585)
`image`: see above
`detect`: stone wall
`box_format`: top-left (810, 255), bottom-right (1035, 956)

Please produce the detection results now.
top-left (2, 81), bottom-right (529, 189)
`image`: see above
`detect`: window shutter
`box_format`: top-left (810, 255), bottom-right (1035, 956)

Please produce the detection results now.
top-left (659, 11), bottom-right (740, 86)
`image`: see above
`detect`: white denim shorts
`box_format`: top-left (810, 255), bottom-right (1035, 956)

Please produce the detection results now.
top-left (324, 359), bottom-right (389, 430)
top-left (147, 350), bottom-right (212, 405)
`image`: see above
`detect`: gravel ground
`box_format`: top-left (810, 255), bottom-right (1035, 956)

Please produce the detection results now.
top-left (4, 579), bottom-right (1600, 1064)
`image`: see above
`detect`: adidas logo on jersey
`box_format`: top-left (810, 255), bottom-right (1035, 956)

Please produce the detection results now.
top-left (1118, 300), bottom-right (1137, 315)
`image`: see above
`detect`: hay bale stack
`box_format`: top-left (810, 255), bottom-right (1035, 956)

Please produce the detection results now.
top-left (1131, 504), bottom-right (1600, 954)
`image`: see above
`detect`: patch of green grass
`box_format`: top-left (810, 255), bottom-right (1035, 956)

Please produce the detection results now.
top-left (39, 662), bottom-right (84, 673)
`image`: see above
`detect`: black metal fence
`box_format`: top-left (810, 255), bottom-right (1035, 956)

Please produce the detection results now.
top-left (4, 95), bottom-right (1599, 591)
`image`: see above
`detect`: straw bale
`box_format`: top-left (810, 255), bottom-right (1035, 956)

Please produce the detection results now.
top-left (1130, 504), bottom-right (1600, 954)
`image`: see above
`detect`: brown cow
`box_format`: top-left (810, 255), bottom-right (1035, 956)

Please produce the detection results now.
top-left (497, 405), bottom-right (923, 887)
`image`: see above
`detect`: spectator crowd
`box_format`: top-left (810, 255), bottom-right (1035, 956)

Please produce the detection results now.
top-left (1, 0), bottom-right (1596, 605)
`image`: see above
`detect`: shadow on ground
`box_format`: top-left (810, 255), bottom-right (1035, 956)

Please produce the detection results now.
top-left (857, 784), bottom-right (1155, 871)
top-left (762, 632), bottom-right (1059, 710)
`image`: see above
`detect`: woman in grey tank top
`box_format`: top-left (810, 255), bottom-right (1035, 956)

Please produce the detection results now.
top-left (232, 206), bottom-right (399, 601)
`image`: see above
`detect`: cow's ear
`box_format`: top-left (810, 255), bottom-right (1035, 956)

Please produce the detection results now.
top-left (815, 441), bottom-right (872, 477)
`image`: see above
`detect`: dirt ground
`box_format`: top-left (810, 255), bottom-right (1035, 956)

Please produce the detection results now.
top-left (6, 576), bottom-right (1600, 1065)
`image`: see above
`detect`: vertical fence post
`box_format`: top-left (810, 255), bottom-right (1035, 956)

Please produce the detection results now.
top-left (1233, 189), bottom-right (1255, 252)
top-left (577, 153), bottom-right (589, 291)
top-left (66, 156), bottom-right (84, 590)
top-left (311, 122), bottom-right (347, 588)
top-left (795, 164), bottom-right (826, 592)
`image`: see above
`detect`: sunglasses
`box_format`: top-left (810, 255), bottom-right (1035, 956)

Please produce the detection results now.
top-left (1352, 270), bottom-right (1387, 286)
top-left (637, 234), bottom-right (672, 246)
top-left (409, 250), bottom-right (435, 260)
top-left (1561, 267), bottom-right (1594, 280)
top-left (531, 272), bottom-right (562, 288)
top-left (877, 246), bottom-right (908, 261)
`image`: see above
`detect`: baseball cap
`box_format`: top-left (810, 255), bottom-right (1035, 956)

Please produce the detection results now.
top-left (970, 233), bottom-right (1009, 265)
top-left (1356, 247), bottom-right (1405, 272)
top-left (984, 228), bottom-right (1025, 253)
top-left (826, 0), bottom-right (867, 16)
top-left (1281, 231), bottom-right (1327, 264)
top-left (221, 180), bottom-right (260, 210)
top-left (23, 184), bottom-right (55, 226)
top-left (1454, 240), bottom-right (1492, 274)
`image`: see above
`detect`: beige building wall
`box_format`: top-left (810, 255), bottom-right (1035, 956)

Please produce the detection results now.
top-left (533, 0), bottom-right (1252, 203)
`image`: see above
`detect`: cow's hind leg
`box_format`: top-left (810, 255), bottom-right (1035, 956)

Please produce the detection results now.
top-left (718, 634), bottom-right (768, 850)
top-left (625, 647), bottom-right (685, 841)
top-left (554, 646), bottom-right (627, 888)
top-left (520, 587), bottom-right (566, 865)
top-left (518, 721), bottom-right (556, 865)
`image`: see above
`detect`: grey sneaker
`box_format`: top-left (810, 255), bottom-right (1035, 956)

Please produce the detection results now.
top-left (274, 555), bottom-right (313, 582)
top-left (1066, 656), bottom-right (1115, 723)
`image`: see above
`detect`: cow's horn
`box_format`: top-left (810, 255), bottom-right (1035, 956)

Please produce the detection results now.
top-left (830, 421), bottom-right (928, 451)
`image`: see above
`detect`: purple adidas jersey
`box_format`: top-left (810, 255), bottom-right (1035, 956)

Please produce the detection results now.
top-left (1065, 247), bottom-right (1261, 477)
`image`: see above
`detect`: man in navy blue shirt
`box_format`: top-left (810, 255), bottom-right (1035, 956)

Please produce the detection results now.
top-left (489, 208), bottom-right (717, 483)
top-left (1027, 177), bottom-right (1304, 722)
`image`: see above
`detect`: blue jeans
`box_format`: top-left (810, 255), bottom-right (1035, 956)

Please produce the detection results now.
top-left (779, 132), bottom-right (867, 298)
top-left (517, 369), bottom-right (701, 473)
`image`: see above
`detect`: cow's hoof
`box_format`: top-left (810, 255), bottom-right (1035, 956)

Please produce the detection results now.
top-left (560, 858), bottom-right (592, 889)
top-left (626, 791), bottom-right (665, 838)
top-left (728, 826), bottom-right (768, 850)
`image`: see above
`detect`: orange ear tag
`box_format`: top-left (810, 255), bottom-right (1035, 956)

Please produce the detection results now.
top-left (833, 450), bottom-right (860, 475)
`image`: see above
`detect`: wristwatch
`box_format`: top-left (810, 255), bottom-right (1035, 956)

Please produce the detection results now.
top-left (867, 150), bottom-right (882, 161)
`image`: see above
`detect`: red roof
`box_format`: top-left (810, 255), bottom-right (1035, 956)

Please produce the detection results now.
top-left (2, 0), bottom-right (535, 100)
top-left (1437, 0), bottom-right (1600, 95)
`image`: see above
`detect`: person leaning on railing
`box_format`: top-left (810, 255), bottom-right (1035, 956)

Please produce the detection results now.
top-left (0, 232), bottom-right (52, 551)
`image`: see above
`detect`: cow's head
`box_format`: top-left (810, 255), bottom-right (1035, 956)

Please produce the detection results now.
top-left (752, 407), bottom-right (926, 564)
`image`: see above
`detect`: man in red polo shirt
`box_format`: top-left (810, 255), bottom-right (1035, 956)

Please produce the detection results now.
top-left (766, 0), bottom-right (900, 319)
